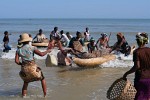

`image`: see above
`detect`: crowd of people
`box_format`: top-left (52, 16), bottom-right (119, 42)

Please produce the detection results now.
top-left (2, 27), bottom-right (150, 99)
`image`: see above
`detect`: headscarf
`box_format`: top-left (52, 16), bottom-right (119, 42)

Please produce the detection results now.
top-left (101, 33), bottom-right (107, 37)
top-left (117, 32), bottom-right (124, 38)
top-left (136, 32), bottom-right (149, 44)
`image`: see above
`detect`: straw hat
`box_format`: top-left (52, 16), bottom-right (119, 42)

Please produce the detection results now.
top-left (19, 33), bottom-right (32, 43)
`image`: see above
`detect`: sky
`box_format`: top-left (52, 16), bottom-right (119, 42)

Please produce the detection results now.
top-left (0, 0), bottom-right (150, 19)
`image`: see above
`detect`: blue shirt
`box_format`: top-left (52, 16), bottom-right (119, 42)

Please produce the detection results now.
top-left (17, 44), bottom-right (37, 62)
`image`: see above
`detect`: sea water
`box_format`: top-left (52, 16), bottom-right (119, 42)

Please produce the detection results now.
top-left (0, 18), bottom-right (150, 100)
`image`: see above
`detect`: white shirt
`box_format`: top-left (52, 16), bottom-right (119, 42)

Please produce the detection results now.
top-left (61, 33), bottom-right (70, 42)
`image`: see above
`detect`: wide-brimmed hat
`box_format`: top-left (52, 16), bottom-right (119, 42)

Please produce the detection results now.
top-left (19, 33), bottom-right (32, 43)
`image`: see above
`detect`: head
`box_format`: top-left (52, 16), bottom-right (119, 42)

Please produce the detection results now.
top-left (62, 49), bottom-right (72, 55)
top-left (29, 34), bottom-right (32, 37)
top-left (54, 27), bottom-right (58, 32)
top-left (85, 27), bottom-right (89, 31)
top-left (101, 33), bottom-right (107, 38)
top-left (117, 32), bottom-right (124, 41)
top-left (4, 31), bottom-right (8, 35)
top-left (90, 37), bottom-right (95, 44)
top-left (19, 33), bottom-right (32, 44)
top-left (66, 32), bottom-right (70, 35)
top-left (39, 29), bottom-right (42, 33)
top-left (136, 32), bottom-right (149, 46)
top-left (76, 31), bottom-right (82, 39)
top-left (60, 30), bottom-right (64, 35)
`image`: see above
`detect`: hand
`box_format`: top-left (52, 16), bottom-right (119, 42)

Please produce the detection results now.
top-left (47, 49), bottom-right (51, 53)
top-left (122, 73), bottom-right (127, 81)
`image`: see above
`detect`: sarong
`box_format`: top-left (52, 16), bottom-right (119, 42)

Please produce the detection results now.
top-left (135, 78), bottom-right (150, 100)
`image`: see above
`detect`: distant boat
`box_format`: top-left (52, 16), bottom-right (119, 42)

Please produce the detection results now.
top-left (32, 39), bottom-right (49, 47)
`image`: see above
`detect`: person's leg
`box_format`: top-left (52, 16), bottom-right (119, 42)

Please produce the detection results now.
top-left (41, 79), bottom-right (47, 97)
top-left (22, 82), bottom-right (28, 97)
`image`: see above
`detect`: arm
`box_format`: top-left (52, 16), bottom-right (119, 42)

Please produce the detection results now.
top-left (33, 35), bottom-right (37, 41)
top-left (118, 39), bottom-right (125, 47)
top-left (123, 60), bottom-right (140, 79)
top-left (87, 44), bottom-right (91, 53)
top-left (95, 44), bottom-right (98, 50)
top-left (80, 39), bottom-right (84, 46)
top-left (95, 38), bottom-right (100, 46)
top-left (34, 49), bottom-right (51, 56)
top-left (68, 38), bottom-right (74, 48)
top-left (15, 51), bottom-right (22, 65)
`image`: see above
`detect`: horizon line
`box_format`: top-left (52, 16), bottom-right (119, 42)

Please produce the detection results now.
top-left (0, 17), bottom-right (150, 20)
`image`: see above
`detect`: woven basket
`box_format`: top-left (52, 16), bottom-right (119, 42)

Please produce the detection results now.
top-left (20, 62), bottom-right (42, 82)
top-left (73, 41), bottom-right (83, 52)
top-left (107, 78), bottom-right (137, 100)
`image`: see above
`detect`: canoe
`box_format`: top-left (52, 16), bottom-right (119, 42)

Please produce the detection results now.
top-left (32, 42), bottom-right (49, 47)
top-left (32, 39), bottom-right (49, 47)
top-left (73, 54), bottom-right (116, 67)
top-left (84, 42), bottom-right (90, 46)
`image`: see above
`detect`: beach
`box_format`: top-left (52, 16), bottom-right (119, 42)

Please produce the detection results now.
top-left (0, 18), bottom-right (150, 99)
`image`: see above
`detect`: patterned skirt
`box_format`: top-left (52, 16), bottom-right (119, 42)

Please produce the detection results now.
top-left (20, 61), bottom-right (44, 83)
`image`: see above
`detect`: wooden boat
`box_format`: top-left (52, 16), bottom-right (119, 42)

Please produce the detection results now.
top-left (73, 54), bottom-right (116, 67)
top-left (32, 42), bottom-right (49, 47)
top-left (32, 39), bottom-right (49, 47)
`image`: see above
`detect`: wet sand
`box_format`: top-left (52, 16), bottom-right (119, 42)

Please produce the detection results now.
top-left (0, 59), bottom-right (134, 100)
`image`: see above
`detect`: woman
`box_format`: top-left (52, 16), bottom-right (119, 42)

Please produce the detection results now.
top-left (15, 33), bottom-right (51, 97)
top-left (96, 33), bottom-right (109, 49)
top-left (123, 32), bottom-right (150, 100)
top-left (111, 32), bottom-right (131, 56)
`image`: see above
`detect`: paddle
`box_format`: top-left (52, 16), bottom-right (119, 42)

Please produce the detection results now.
top-left (107, 32), bottom-right (112, 47)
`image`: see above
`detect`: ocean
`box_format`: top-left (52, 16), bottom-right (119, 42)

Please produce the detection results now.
top-left (0, 18), bottom-right (150, 100)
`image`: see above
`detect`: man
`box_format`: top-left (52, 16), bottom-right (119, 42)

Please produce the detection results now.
top-left (57, 48), bottom-right (73, 66)
top-left (33, 29), bottom-right (46, 43)
top-left (60, 30), bottom-right (70, 47)
top-left (50, 27), bottom-right (60, 41)
top-left (68, 31), bottom-right (84, 52)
